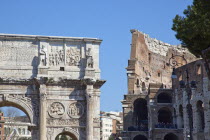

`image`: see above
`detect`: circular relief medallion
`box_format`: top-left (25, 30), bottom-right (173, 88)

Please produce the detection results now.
top-left (48, 102), bottom-right (65, 118)
top-left (68, 102), bottom-right (84, 118)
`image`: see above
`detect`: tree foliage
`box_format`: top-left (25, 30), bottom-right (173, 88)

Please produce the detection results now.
top-left (172, 0), bottom-right (210, 58)
top-left (108, 135), bottom-right (115, 140)
top-left (55, 134), bottom-right (70, 140)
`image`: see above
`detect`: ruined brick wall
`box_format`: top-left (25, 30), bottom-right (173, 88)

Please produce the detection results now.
top-left (127, 29), bottom-right (196, 95)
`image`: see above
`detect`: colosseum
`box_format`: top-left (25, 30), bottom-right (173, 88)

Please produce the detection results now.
top-left (121, 29), bottom-right (210, 140)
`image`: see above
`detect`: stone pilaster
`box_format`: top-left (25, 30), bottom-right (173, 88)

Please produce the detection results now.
top-left (86, 84), bottom-right (94, 140)
top-left (204, 102), bottom-right (210, 140)
top-left (92, 88), bottom-right (101, 140)
top-left (39, 84), bottom-right (47, 140)
top-left (177, 114), bottom-right (182, 128)
top-left (147, 98), bottom-right (155, 140)
top-left (183, 105), bottom-right (189, 140)
top-left (182, 89), bottom-right (190, 140)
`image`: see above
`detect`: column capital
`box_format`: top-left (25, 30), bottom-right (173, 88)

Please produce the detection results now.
top-left (39, 84), bottom-right (47, 101)
top-left (40, 93), bottom-right (47, 101)
top-left (83, 78), bottom-right (106, 88)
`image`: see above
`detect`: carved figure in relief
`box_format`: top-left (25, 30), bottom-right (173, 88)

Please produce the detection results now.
top-left (87, 56), bottom-right (93, 68)
top-left (48, 102), bottom-right (65, 118)
top-left (66, 48), bottom-right (80, 66)
top-left (86, 48), bottom-right (94, 68)
top-left (68, 102), bottom-right (84, 118)
top-left (47, 128), bottom-right (54, 140)
top-left (49, 49), bottom-right (64, 66)
top-left (86, 48), bottom-right (92, 56)
top-left (40, 45), bottom-right (47, 66)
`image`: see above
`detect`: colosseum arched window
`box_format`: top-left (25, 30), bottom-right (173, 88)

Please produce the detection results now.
top-left (133, 98), bottom-right (148, 127)
top-left (196, 101), bottom-right (205, 131)
top-left (179, 105), bottom-right (184, 128)
top-left (158, 107), bottom-right (172, 123)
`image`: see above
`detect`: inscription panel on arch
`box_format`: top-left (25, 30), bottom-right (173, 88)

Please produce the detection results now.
top-left (0, 40), bottom-right (38, 66)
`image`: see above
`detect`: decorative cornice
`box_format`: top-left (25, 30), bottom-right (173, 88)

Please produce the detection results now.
top-left (0, 33), bottom-right (102, 43)
top-left (0, 77), bottom-right (37, 85)
top-left (0, 77), bottom-right (106, 88)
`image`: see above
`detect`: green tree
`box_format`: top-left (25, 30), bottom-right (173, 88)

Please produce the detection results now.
top-left (109, 135), bottom-right (115, 140)
top-left (60, 135), bottom-right (68, 140)
top-left (172, 0), bottom-right (210, 78)
top-left (55, 134), bottom-right (69, 140)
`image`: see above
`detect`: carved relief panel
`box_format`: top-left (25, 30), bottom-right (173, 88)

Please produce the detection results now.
top-left (68, 102), bottom-right (84, 118)
top-left (66, 47), bottom-right (80, 66)
top-left (66, 42), bottom-right (82, 67)
top-left (48, 42), bottom-right (65, 66)
top-left (47, 100), bottom-right (86, 127)
top-left (48, 102), bottom-right (65, 118)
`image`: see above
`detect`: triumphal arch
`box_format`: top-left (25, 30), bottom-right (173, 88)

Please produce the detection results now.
top-left (0, 34), bottom-right (105, 140)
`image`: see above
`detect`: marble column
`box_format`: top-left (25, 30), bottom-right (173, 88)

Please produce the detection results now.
top-left (86, 84), bottom-right (94, 140)
top-left (92, 88), bottom-right (101, 140)
top-left (39, 84), bottom-right (47, 140)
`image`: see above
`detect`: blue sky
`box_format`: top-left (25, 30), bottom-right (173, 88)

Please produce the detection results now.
top-left (0, 0), bottom-right (193, 113)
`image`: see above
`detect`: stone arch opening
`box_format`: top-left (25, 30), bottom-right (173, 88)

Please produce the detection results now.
top-left (55, 131), bottom-right (78, 140)
top-left (196, 100), bottom-right (205, 131)
top-left (0, 101), bottom-right (32, 123)
top-left (133, 134), bottom-right (147, 140)
top-left (158, 107), bottom-right (172, 123)
top-left (196, 64), bottom-right (202, 75)
top-left (142, 82), bottom-right (146, 92)
top-left (136, 79), bottom-right (140, 87)
top-left (0, 106), bottom-right (32, 139)
top-left (186, 104), bottom-right (193, 131)
top-left (164, 133), bottom-right (178, 140)
top-left (133, 98), bottom-right (148, 129)
top-left (179, 105), bottom-right (184, 128)
top-left (157, 92), bottom-right (172, 103)
top-left (0, 101), bottom-right (33, 124)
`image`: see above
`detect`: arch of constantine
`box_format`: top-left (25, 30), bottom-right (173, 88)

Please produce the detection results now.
top-left (0, 34), bottom-right (105, 140)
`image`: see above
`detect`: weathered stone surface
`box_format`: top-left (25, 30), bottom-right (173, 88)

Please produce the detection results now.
top-left (0, 34), bottom-right (105, 140)
top-left (122, 30), bottom-right (200, 140)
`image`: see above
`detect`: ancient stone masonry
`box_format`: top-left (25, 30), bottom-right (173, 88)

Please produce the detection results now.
top-left (121, 29), bottom-right (199, 140)
top-left (0, 34), bottom-right (105, 140)
top-left (125, 29), bottom-right (196, 96)
top-left (172, 59), bottom-right (210, 140)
